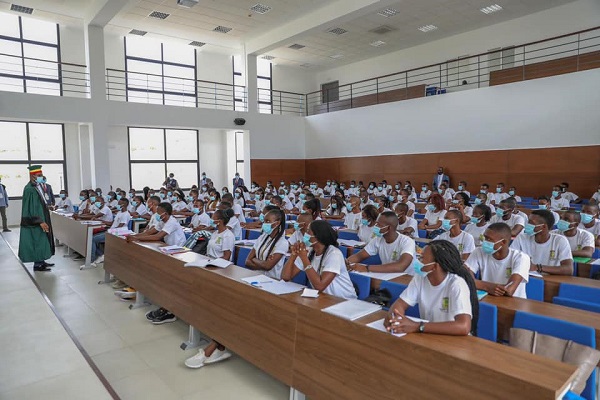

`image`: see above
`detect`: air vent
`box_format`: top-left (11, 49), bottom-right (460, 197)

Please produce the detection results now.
top-left (327, 27), bottom-right (348, 35)
top-left (177, 0), bottom-right (199, 8)
top-left (213, 26), bottom-right (232, 34)
top-left (329, 54), bottom-right (344, 59)
top-left (189, 41), bottom-right (206, 47)
top-left (481, 4), bottom-right (503, 14)
top-left (369, 25), bottom-right (395, 35)
top-left (418, 24), bottom-right (438, 33)
top-left (250, 3), bottom-right (272, 14)
top-left (129, 29), bottom-right (148, 36)
top-left (377, 8), bottom-right (399, 17)
top-left (10, 4), bottom-right (33, 14)
top-left (370, 40), bottom-right (386, 47)
top-left (289, 44), bottom-right (305, 50)
top-left (261, 55), bottom-right (275, 60)
top-left (149, 11), bottom-right (170, 19)
top-left (300, 63), bottom-right (311, 68)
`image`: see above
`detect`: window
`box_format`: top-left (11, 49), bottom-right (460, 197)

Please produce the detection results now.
top-left (128, 127), bottom-right (199, 190)
top-left (125, 36), bottom-right (197, 106)
top-left (235, 131), bottom-right (245, 175)
top-left (232, 55), bottom-right (245, 111)
top-left (257, 58), bottom-right (272, 114)
top-left (0, 121), bottom-right (66, 198)
top-left (0, 13), bottom-right (61, 95)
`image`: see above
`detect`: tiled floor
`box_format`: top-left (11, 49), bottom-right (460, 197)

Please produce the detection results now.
top-left (0, 229), bottom-right (289, 400)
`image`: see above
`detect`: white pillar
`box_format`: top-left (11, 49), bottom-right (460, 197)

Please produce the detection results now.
top-left (246, 54), bottom-right (258, 113)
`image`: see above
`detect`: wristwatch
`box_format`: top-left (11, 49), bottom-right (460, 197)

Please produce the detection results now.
top-left (366, 265), bottom-right (370, 272)
top-left (419, 321), bottom-right (425, 333)
top-left (537, 264), bottom-right (543, 273)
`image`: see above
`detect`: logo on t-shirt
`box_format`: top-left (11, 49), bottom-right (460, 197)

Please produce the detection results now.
top-left (391, 250), bottom-right (398, 261)
top-left (505, 267), bottom-right (512, 279)
top-left (577, 245), bottom-right (582, 250)
top-left (441, 297), bottom-right (449, 313)
top-left (216, 236), bottom-right (222, 244)
top-left (549, 249), bottom-right (556, 260)
top-left (458, 243), bottom-right (464, 253)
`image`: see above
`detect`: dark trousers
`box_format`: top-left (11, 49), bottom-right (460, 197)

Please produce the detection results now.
top-left (0, 206), bottom-right (7, 230)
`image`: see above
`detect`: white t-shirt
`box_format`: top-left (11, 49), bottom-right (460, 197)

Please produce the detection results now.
top-left (592, 192), bottom-right (600, 203)
top-left (233, 197), bottom-right (244, 208)
top-left (134, 204), bottom-right (148, 216)
top-left (420, 190), bottom-right (432, 201)
top-left (172, 201), bottom-right (187, 212)
top-left (190, 212), bottom-right (211, 228)
top-left (227, 216), bottom-right (242, 239)
top-left (297, 246), bottom-right (357, 300)
top-left (579, 220), bottom-right (600, 241)
top-left (232, 203), bottom-right (247, 223)
top-left (326, 205), bottom-right (346, 216)
top-left (97, 205), bottom-right (114, 223)
top-left (550, 197), bottom-right (569, 210)
top-left (397, 217), bottom-right (419, 239)
top-left (111, 210), bottom-right (131, 229)
top-left (554, 228), bottom-right (595, 252)
top-left (207, 229), bottom-right (235, 260)
top-left (440, 191), bottom-right (453, 202)
top-left (515, 210), bottom-right (528, 222)
top-left (434, 230), bottom-right (475, 256)
top-left (364, 234), bottom-right (416, 274)
top-left (493, 192), bottom-right (509, 203)
top-left (465, 247), bottom-right (529, 299)
top-left (344, 212), bottom-right (362, 230)
top-left (253, 233), bottom-right (289, 280)
top-left (158, 216), bottom-right (186, 247)
top-left (562, 191), bottom-right (579, 202)
top-left (254, 199), bottom-right (265, 213)
top-left (424, 209), bottom-right (447, 227)
top-left (357, 224), bottom-right (375, 243)
top-left (402, 201), bottom-right (416, 214)
top-left (490, 213), bottom-right (525, 230)
top-left (400, 274), bottom-right (472, 323)
top-left (510, 233), bottom-right (573, 267)
top-left (457, 190), bottom-right (471, 199)
top-left (288, 230), bottom-right (303, 246)
top-left (464, 222), bottom-right (490, 247)
top-left (56, 197), bottom-right (73, 213)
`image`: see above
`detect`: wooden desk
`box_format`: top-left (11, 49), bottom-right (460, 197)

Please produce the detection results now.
top-left (104, 235), bottom-right (577, 399)
top-left (50, 211), bottom-right (97, 268)
top-left (130, 218), bottom-right (148, 233)
top-left (542, 274), bottom-right (600, 302)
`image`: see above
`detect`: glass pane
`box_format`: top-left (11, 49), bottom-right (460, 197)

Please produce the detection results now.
top-left (126, 60), bottom-right (162, 91)
top-left (166, 129), bottom-right (197, 160)
top-left (258, 103), bottom-right (272, 114)
top-left (21, 17), bottom-right (58, 44)
top-left (129, 128), bottom-right (165, 160)
top-left (131, 162), bottom-right (165, 190)
top-left (233, 55), bottom-right (244, 74)
top-left (258, 88), bottom-right (271, 103)
top-left (163, 64), bottom-right (195, 94)
top-left (127, 90), bottom-right (163, 104)
top-left (167, 162), bottom-right (197, 189)
top-left (0, 39), bottom-right (23, 75)
top-left (235, 131), bottom-right (244, 160)
top-left (23, 43), bottom-right (59, 80)
top-left (234, 75), bottom-right (244, 86)
top-left (257, 78), bottom-right (270, 90)
top-left (40, 163), bottom-right (66, 191)
top-left (126, 36), bottom-right (161, 60)
top-left (0, 12), bottom-right (20, 38)
top-left (163, 42), bottom-right (195, 66)
top-left (164, 94), bottom-right (196, 107)
top-left (257, 59), bottom-right (271, 78)
top-left (0, 122), bottom-right (27, 159)
top-left (0, 76), bottom-right (24, 92)
top-left (25, 80), bottom-right (60, 96)
top-left (29, 123), bottom-right (63, 160)
top-left (0, 164), bottom-right (30, 196)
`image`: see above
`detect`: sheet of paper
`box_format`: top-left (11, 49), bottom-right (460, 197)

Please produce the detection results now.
top-left (477, 290), bottom-right (488, 301)
top-left (301, 288), bottom-right (319, 298)
top-left (241, 275), bottom-right (277, 285)
top-left (322, 299), bottom-right (382, 321)
top-left (338, 239), bottom-right (366, 248)
top-left (353, 271), bottom-right (407, 281)
top-left (207, 258), bottom-right (232, 268)
top-left (235, 239), bottom-right (257, 246)
top-left (529, 271), bottom-right (543, 278)
top-left (592, 259), bottom-right (600, 265)
top-left (108, 227), bottom-right (135, 236)
top-left (366, 316), bottom-right (429, 336)
top-left (184, 258), bottom-right (210, 268)
top-left (258, 281), bottom-right (305, 295)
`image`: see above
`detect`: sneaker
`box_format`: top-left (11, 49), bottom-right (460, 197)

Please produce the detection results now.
top-left (95, 255), bottom-right (105, 264)
top-left (33, 265), bottom-right (52, 272)
top-left (184, 350), bottom-right (207, 369)
top-left (119, 295), bottom-right (135, 302)
top-left (73, 254), bottom-right (84, 260)
top-left (145, 308), bottom-right (166, 321)
top-left (204, 348), bottom-right (232, 365)
top-left (114, 288), bottom-right (137, 299)
top-left (2, 229), bottom-right (11, 232)
top-left (111, 280), bottom-right (128, 289)
top-left (151, 312), bottom-right (177, 325)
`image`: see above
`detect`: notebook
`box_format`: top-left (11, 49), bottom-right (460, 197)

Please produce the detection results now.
top-left (184, 257), bottom-right (232, 268)
top-left (338, 239), bottom-right (366, 248)
top-left (353, 271), bottom-right (407, 281)
top-left (159, 245), bottom-right (190, 255)
top-left (529, 271), bottom-right (543, 278)
top-left (241, 275), bottom-right (304, 295)
top-left (477, 290), bottom-right (488, 301)
top-left (322, 299), bottom-right (382, 321)
top-left (367, 316), bottom-right (429, 337)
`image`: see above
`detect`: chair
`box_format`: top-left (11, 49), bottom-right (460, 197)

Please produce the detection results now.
top-left (418, 229), bottom-right (428, 238)
top-left (338, 230), bottom-right (359, 241)
top-left (379, 281), bottom-right (420, 318)
top-left (362, 253), bottom-right (382, 266)
top-left (291, 270), bottom-right (307, 286)
top-left (590, 263), bottom-right (600, 279)
top-left (477, 302), bottom-right (498, 342)
top-left (235, 246), bottom-right (252, 269)
top-left (525, 277), bottom-right (544, 301)
top-left (349, 272), bottom-right (370, 300)
top-left (513, 311), bottom-right (597, 400)
top-left (328, 219), bottom-right (344, 227)
top-left (592, 248), bottom-right (600, 259)
top-left (553, 297), bottom-right (600, 313)
top-left (247, 230), bottom-right (261, 240)
top-left (240, 228), bottom-right (247, 240)
top-left (557, 283), bottom-right (600, 305)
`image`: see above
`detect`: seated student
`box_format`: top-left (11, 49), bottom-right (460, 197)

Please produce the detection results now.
top-left (244, 209), bottom-right (289, 279)
top-left (465, 204), bottom-right (492, 247)
top-left (479, 183), bottom-right (490, 203)
top-left (398, 189), bottom-right (416, 217)
top-left (448, 192), bottom-right (473, 223)
top-left (560, 182), bottom-right (581, 204)
top-left (206, 190), bottom-right (221, 211)
top-left (301, 198), bottom-right (322, 221)
top-left (198, 184), bottom-right (210, 201)
top-left (170, 192), bottom-right (187, 213)
top-left (278, 188), bottom-right (294, 211)
top-left (91, 198), bottom-right (132, 266)
top-left (239, 185), bottom-right (252, 202)
top-left (55, 190), bottom-right (73, 213)
top-left (434, 210), bottom-right (475, 261)
top-left (419, 183), bottom-right (432, 201)
top-left (579, 204), bottom-right (600, 246)
top-left (474, 192), bottom-right (495, 213)
top-left (457, 181), bottom-right (471, 199)
top-left (388, 189), bottom-right (399, 210)
top-left (222, 193), bottom-right (246, 223)
top-left (554, 211), bottom-right (595, 258)
top-left (489, 198), bottom-right (525, 236)
top-left (324, 195), bottom-right (346, 220)
top-left (343, 196), bottom-right (362, 230)
top-left (347, 211), bottom-right (416, 274)
top-left (395, 203), bottom-right (418, 239)
top-left (373, 182), bottom-right (387, 197)
top-left (278, 180), bottom-right (287, 193)
top-left (77, 190), bottom-right (90, 215)
top-left (106, 191), bottom-right (119, 210)
top-left (129, 195), bottom-right (148, 218)
top-left (140, 195), bottom-right (160, 222)
top-left (493, 182), bottom-right (509, 205)
top-left (591, 184), bottom-right (600, 205)
top-left (359, 188), bottom-right (373, 209)
top-left (189, 199), bottom-right (211, 231)
top-left (442, 179), bottom-right (455, 197)
top-left (537, 196), bottom-right (560, 225)
top-left (221, 186), bottom-right (229, 196)
top-left (243, 205), bottom-right (278, 230)
top-left (288, 213), bottom-right (314, 245)
top-left (282, 220), bottom-right (357, 299)
top-left (406, 183), bottom-right (418, 203)
top-left (74, 194), bottom-right (113, 223)
top-left (374, 195), bottom-right (393, 214)
top-left (465, 223), bottom-right (529, 298)
top-left (249, 189), bottom-right (265, 216)
top-left (367, 182), bottom-right (377, 195)
top-left (550, 185), bottom-right (570, 210)
top-left (309, 182), bottom-right (324, 197)
top-left (510, 209), bottom-right (573, 276)
top-left (218, 201), bottom-right (242, 240)
top-left (347, 181), bottom-right (359, 197)
top-left (507, 186), bottom-right (522, 203)
top-left (437, 183), bottom-right (453, 202)
top-left (418, 193), bottom-right (447, 238)
top-left (249, 181), bottom-right (259, 194)
top-left (393, 181), bottom-right (403, 193)
top-left (292, 189), bottom-right (311, 213)
top-left (357, 204), bottom-right (378, 243)
top-left (177, 189), bottom-right (199, 217)
top-left (265, 181), bottom-right (277, 195)
top-left (385, 240), bottom-right (478, 336)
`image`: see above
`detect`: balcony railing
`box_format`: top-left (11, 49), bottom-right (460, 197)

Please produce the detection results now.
top-left (0, 52), bottom-right (89, 97)
top-left (306, 26), bottom-right (600, 116)
top-left (106, 68), bottom-right (247, 112)
top-left (259, 88), bottom-right (305, 116)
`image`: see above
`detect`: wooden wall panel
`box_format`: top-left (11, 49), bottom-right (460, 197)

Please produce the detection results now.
top-left (579, 50), bottom-right (600, 71)
top-left (250, 159), bottom-right (305, 187)
top-left (305, 158), bottom-right (340, 185)
top-left (524, 56), bottom-right (577, 80)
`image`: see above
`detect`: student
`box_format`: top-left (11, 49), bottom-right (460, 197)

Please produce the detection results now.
top-left (171, 192), bottom-right (187, 212)
top-left (465, 204), bottom-right (492, 247)
top-left (302, 198), bottom-right (322, 221)
top-left (418, 193), bottom-right (446, 238)
top-left (554, 211), bottom-right (595, 258)
top-left (293, 189), bottom-right (311, 212)
top-left (278, 180), bottom-right (287, 193)
top-left (343, 196), bottom-right (362, 230)
top-left (537, 196), bottom-right (560, 224)
top-left (206, 190), bottom-right (221, 211)
top-left (141, 195), bottom-right (160, 223)
top-left (244, 209), bottom-right (289, 279)
top-left (324, 195), bottom-right (346, 220)
top-left (309, 182), bottom-right (324, 197)
top-left (219, 201), bottom-right (242, 240)
top-left (367, 182), bottom-right (377, 195)
top-left (233, 188), bottom-right (246, 208)
top-left (465, 223), bottom-right (529, 298)
top-left (282, 220), bottom-right (357, 299)
top-left (77, 190), bottom-right (90, 214)
top-left (395, 203), bottom-right (418, 239)
top-left (106, 191), bottom-right (119, 210)
top-left (474, 192), bottom-right (495, 213)
top-left (346, 181), bottom-right (359, 197)
top-left (249, 181), bottom-right (259, 194)
top-left (129, 195), bottom-right (148, 218)
top-left (559, 182), bottom-right (581, 204)
top-left (579, 204), bottom-right (600, 246)
top-left (55, 190), bottom-right (74, 213)
top-left (434, 210), bottom-right (475, 261)
top-left (288, 213), bottom-right (314, 245)
top-left (385, 240), bottom-right (478, 336)
top-left (419, 183), bottom-right (432, 201)
top-left (374, 195), bottom-right (392, 214)
top-left (449, 192), bottom-right (473, 223)
top-left (358, 188), bottom-right (373, 209)
top-left (489, 198), bottom-right (525, 236)
top-left (479, 183), bottom-right (490, 201)
top-left (189, 199), bottom-right (211, 231)
top-left (278, 188), bottom-right (294, 211)
top-left (357, 204), bottom-right (378, 243)
top-left (74, 194), bottom-right (113, 224)
top-left (373, 183), bottom-right (387, 197)
top-left (493, 182), bottom-right (509, 205)
top-left (442, 179), bottom-right (455, 197)
top-left (510, 209), bottom-right (573, 276)
top-left (591, 184), bottom-right (600, 205)
top-left (457, 181), bottom-right (471, 199)
top-left (250, 189), bottom-right (265, 217)
top-left (347, 211), bottom-right (416, 274)
top-left (398, 189), bottom-right (416, 217)
top-left (222, 193), bottom-right (246, 224)
top-left (508, 186), bottom-right (522, 203)
top-left (550, 185), bottom-right (570, 210)
top-left (438, 183), bottom-right (452, 202)
top-left (91, 198), bottom-right (132, 266)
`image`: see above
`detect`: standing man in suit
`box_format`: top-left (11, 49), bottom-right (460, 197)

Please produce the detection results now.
top-left (432, 167), bottom-right (449, 192)
top-left (232, 173), bottom-right (245, 192)
top-left (0, 176), bottom-right (9, 232)
top-left (200, 172), bottom-right (212, 187)
top-left (40, 175), bottom-right (55, 206)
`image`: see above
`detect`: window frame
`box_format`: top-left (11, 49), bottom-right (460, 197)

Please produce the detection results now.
top-left (257, 61), bottom-right (273, 114)
top-left (232, 55), bottom-right (244, 111)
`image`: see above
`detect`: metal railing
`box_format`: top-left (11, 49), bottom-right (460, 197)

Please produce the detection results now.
top-left (306, 26), bottom-right (600, 116)
top-left (106, 68), bottom-right (248, 112)
top-left (0, 52), bottom-right (89, 97)
top-left (258, 88), bottom-right (305, 116)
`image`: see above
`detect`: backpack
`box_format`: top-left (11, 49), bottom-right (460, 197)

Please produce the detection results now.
top-left (364, 288), bottom-right (392, 308)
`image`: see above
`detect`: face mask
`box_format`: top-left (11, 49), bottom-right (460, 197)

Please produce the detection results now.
top-left (556, 220), bottom-right (572, 232)
top-left (496, 188), bottom-right (502, 193)
top-left (552, 191), bottom-right (559, 198)
top-left (388, 196), bottom-right (395, 202)
top-left (346, 203), bottom-right (353, 212)
top-left (350, 184), bottom-right (355, 188)
top-left (369, 185), bottom-right (374, 190)
top-left (451, 199), bottom-right (459, 204)
top-left (458, 185), bottom-right (463, 191)
top-left (311, 185), bottom-right (316, 189)
top-left (259, 213), bottom-right (265, 223)
top-left (326, 182), bottom-right (331, 186)
top-left (95, 201), bottom-right (102, 208)
top-left (202, 187), bottom-right (207, 192)
top-left (480, 189), bottom-right (487, 194)
top-left (235, 193), bottom-right (241, 198)
top-left (395, 185), bottom-right (400, 190)
top-left (90, 196), bottom-right (96, 203)
top-left (223, 190), bottom-right (229, 194)
top-left (116, 195), bottom-right (122, 201)
top-left (210, 196), bottom-right (216, 201)
top-left (331, 203), bottom-right (337, 209)
top-left (264, 200), bottom-right (271, 206)
top-left (421, 186), bottom-right (427, 191)
top-left (441, 219), bottom-right (453, 231)
top-left (209, 219), bottom-right (217, 228)
top-left (508, 190), bottom-right (515, 196)
top-left (202, 175), bottom-right (206, 179)
top-left (166, 192), bottom-right (172, 197)
top-left (159, 193), bottom-right (165, 199)
top-left (186, 196), bottom-right (192, 202)
top-left (377, 186), bottom-right (383, 191)
top-left (426, 204), bottom-right (435, 211)
top-left (372, 225), bottom-right (387, 237)
top-left (301, 210), bottom-right (308, 214)
top-left (474, 198), bottom-right (483, 205)
top-left (302, 233), bottom-right (313, 247)
top-left (192, 207), bottom-right (200, 214)
top-left (495, 208), bottom-right (506, 218)
top-left (59, 193), bottom-right (65, 198)
top-left (155, 214), bottom-right (162, 222)
top-left (255, 194), bottom-right (261, 201)
top-left (132, 201), bottom-right (138, 207)
top-left (293, 222), bottom-right (301, 231)
top-left (235, 175), bottom-right (239, 179)
top-left (361, 219), bottom-right (369, 226)
top-left (262, 222), bottom-right (275, 235)
top-left (413, 260), bottom-right (434, 278)
top-left (524, 223), bottom-right (543, 236)
top-left (299, 194), bottom-right (306, 200)
top-left (470, 216), bottom-right (481, 224)
top-left (538, 204), bottom-right (547, 210)
top-left (299, 182), bottom-right (304, 186)
top-left (581, 213), bottom-right (594, 224)
top-left (482, 239), bottom-right (503, 255)
top-left (79, 195), bottom-right (85, 201)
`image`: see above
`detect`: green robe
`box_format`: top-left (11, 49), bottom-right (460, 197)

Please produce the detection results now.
top-left (18, 182), bottom-right (55, 262)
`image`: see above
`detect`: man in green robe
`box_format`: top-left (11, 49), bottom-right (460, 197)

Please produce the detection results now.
top-left (18, 165), bottom-right (55, 272)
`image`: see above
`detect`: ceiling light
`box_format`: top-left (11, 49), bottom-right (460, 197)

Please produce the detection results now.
top-left (189, 41), bottom-right (206, 47)
top-left (370, 40), bottom-right (386, 47)
top-left (177, 0), bottom-right (199, 8)
top-left (213, 26), bottom-right (233, 34)
top-left (250, 3), bottom-right (272, 14)
top-left (418, 25), bottom-right (438, 33)
top-left (327, 27), bottom-right (348, 35)
top-left (261, 55), bottom-right (275, 60)
top-left (149, 11), bottom-right (170, 19)
top-left (377, 8), bottom-right (399, 17)
top-left (329, 54), bottom-right (344, 59)
top-left (480, 4), bottom-right (503, 14)
top-left (289, 44), bottom-right (305, 50)
top-left (370, 25), bottom-right (395, 35)
top-left (129, 29), bottom-right (148, 36)
top-left (10, 4), bottom-right (33, 14)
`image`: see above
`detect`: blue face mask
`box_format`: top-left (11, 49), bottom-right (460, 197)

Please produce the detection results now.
top-left (167, 192), bottom-right (172, 196)
top-left (210, 196), bottom-right (216, 201)
top-left (36, 176), bottom-right (44, 184)
top-left (480, 189), bottom-right (487, 194)
top-left (131, 201), bottom-right (138, 207)
top-left (59, 193), bottom-right (65, 198)
top-left (508, 190), bottom-right (515, 196)
top-left (413, 260), bottom-right (434, 278)
top-left (441, 219), bottom-right (453, 231)
top-left (79, 195), bottom-right (85, 201)
top-left (552, 191), bottom-right (559, 198)
top-left (372, 225), bottom-right (387, 237)
top-left (255, 194), bottom-right (261, 200)
top-left (524, 223), bottom-right (543, 236)
top-left (496, 188), bottom-right (502, 193)
top-left (264, 200), bottom-right (271, 206)
top-left (474, 198), bottom-right (483, 205)
top-left (346, 203), bottom-right (353, 212)
top-left (495, 208), bottom-right (506, 218)
top-left (299, 194), bottom-right (306, 200)
top-left (470, 216), bottom-right (481, 224)
top-left (388, 196), bottom-right (395, 202)
top-left (95, 201), bottom-right (102, 208)
top-left (482, 239), bottom-right (502, 255)
top-left (159, 193), bottom-right (165, 199)
top-left (259, 213), bottom-right (265, 222)
top-left (426, 204), bottom-right (436, 211)
top-left (235, 193), bottom-right (241, 198)
top-left (538, 204), bottom-right (547, 210)
top-left (581, 213), bottom-right (594, 224)
top-left (90, 196), bottom-right (96, 203)
top-left (458, 185), bottom-right (463, 191)
top-left (556, 220), bottom-right (572, 232)
top-left (116, 195), bottom-right (122, 201)
top-left (421, 187), bottom-right (427, 192)
top-left (209, 219), bottom-right (217, 228)
top-left (155, 214), bottom-right (162, 222)
top-left (378, 186), bottom-right (383, 191)
top-left (262, 222), bottom-right (277, 235)
top-left (302, 233), bottom-right (313, 247)
top-left (293, 222), bottom-right (301, 231)
top-left (361, 218), bottom-right (369, 226)
top-left (451, 199), bottom-right (459, 205)
top-left (331, 203), bottom-right (337, 209)
top-left (192, 207), bottom-right (200, 214)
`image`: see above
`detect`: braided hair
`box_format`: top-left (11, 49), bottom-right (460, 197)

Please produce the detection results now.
top-left (257, 209), bottom-right (286, 260)
top-left (307, 220), bottom-right (339, 273)
top-left (427, 240), bottom-right (479, 336)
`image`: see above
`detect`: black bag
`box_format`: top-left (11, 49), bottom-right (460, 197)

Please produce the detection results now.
top-left (365, 288), bottom-right (392, 308)
top-left (592, 271), bottom-right (600, 280)
top-left (192, 239), bottom-right (208, 255)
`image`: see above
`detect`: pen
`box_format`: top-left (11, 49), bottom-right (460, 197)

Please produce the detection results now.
top-left (504, 281), bottom-right (514, 289)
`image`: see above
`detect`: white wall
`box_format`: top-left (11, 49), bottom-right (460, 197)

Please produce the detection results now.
top-left (305, 68), bottom-right (600, 159)
top-left (197, 52), bottom-right (232, 84)
top-left (314, 0), bottom-right (600, 91)
top-left (199, 128), bottom-right (228, 191)
top-left (272, 64), bottom-right (315, 94)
